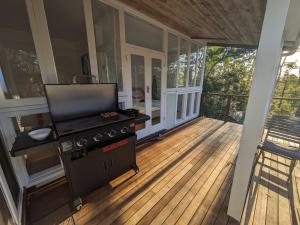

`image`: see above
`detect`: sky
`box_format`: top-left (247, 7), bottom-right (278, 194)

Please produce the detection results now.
top-left (280, 49), bottom-right (300, 77)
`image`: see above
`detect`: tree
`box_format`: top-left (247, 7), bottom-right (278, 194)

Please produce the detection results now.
top-left (202, 46), bottom-right (300, 121)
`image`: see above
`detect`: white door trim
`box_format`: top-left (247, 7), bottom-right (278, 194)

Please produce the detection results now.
top-left (125, 46), bottom-right (166, 138)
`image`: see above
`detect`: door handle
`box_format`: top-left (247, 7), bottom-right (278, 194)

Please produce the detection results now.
top-left (146, 85), bottom-right (150, 93)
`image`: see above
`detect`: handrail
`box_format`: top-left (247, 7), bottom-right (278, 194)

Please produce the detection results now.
top-left (202, 92), bottom-right (300, 101)
top-left (200, 92), bottom-right (300, 124)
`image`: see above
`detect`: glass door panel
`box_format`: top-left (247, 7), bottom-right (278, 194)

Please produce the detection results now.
top-left (131, 55), bottom-right (145, 114)
top-left (151, 58), bottom-right (162, 126)
top-left (178, 39), bottom-right (188, 87)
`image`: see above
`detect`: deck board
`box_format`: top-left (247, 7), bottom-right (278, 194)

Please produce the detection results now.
top-left (69, 118), bottom-right (242, 225)
top-left (36, 117), bottom-right (299, 225)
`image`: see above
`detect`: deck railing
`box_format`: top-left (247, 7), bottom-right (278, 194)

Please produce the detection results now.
top-left (200, 93), bottom-right (300, 124)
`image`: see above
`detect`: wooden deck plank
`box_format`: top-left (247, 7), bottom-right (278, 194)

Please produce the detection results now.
top-left (277, 156), bottom-right (291, 225)
top-left (210, 189), bottom-right (231, 225)
top-left (265, 153), bottom-right (279, 225)
top-left (130, 126), bottom-right (240, 225)
top-left (152, 127), bottom-right (239, 225)
top-left (116, 128), bottom-right (237, 225)
top-left (173, 134), bottom-right (239, 225)
top-left (251, 154), bottom-right (271, 225)
top-left (75, 119), bottom-right (222, 224)
top-left (53, 118), bottom-right (299, 225)
top-left (135, 127), bottom-right (239, 225)
top-left (80, 122), bottom-right (233, 224)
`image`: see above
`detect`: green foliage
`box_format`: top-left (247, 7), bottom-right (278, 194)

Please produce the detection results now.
top-left (204, 46), bottom-right (256, 94)
top-left (203, 46), bottom-right (300, 122)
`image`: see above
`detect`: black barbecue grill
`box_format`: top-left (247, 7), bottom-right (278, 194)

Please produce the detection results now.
top-left (45, 83), bottom-right (139, 210)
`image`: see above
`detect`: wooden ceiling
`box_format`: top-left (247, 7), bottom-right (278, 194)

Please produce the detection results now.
top-left (118, 0), bottom-right (267, 46)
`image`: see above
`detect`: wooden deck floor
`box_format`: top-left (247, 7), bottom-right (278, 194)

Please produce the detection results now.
top-left (30, 118), bottom-right (300, 225)
top-left (68, 118), bottom-right (242, 225)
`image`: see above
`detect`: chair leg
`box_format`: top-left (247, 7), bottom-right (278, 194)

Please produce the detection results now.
top-left (288, 159), bottom-right (296, 182)
top-left (255, 149), bottom-right (264, 164)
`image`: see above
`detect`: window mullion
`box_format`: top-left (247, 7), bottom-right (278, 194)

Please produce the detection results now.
top-left (26, 0), bottom-right (58, 84)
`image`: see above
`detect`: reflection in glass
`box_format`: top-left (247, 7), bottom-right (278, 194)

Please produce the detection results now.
top-left (12, 113), bottom-right (59, 175)
top-left (125, 13), bottom-right (163, 51)
top-left (44, 0), bottom-right (89, 84)
top-left (0, 0), bottom-right (43, 99)
top-left (177, 94), bottom-right (184, 120)
top-left (196, 47), bottom-right (205, 86)
top-left (178, 39), bottom-right (188, 87)
top-left (92, 0), bottom-right (123, 90)
top-left (152, 59), bottom-right (161, 125)
top-left (189, 44), bottom-right (198, 86)
top-left (13, 113), bottom-right (52, 133)
top-left (167, 33), bottom-right (178, 88)
top-left (187, 93), bottom-right (192, 116)
top-left (131, 55), bottom-right (145, 114)
top-left (194, 93), bottom-right (199, 114)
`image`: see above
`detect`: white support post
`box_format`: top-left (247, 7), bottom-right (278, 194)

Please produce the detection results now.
top-left (227, 0), bottom-right (291, 221)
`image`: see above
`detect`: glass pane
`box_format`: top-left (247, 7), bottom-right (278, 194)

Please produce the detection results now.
top-left (44, 0), bottom-right (90, 84)
top-left (178, 39), bottom-right (188, 87)
top-left (194, 93), bottom-right (199, 114)
top-left (125, 13), bottom-right (163, 51)
top-left (177, 94), bottom-right (184, 120)
top-left (187, 93), bottom-right (192, 116)
top-left (92, 0), bottom-right (123, 91)
top-left (167, 33), bottom-right (178, 88)
top-left (0, 0), bottom-right (43, 99)
top-left (152, 59), bottom-right (161, 125)
top-left (189, 44), bottom-right (198, 87)
top-left (12, 113), bottom-right (52, 133)
top-left (131, 55), bottom-right (145, 114)
top-left (196, 47), bottom-right (205, 86)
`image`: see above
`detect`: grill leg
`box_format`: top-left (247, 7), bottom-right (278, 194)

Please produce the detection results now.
top-left (132, 164), bottom-right (139, 174)
top-left (71, 197), bottom-right (82, 212)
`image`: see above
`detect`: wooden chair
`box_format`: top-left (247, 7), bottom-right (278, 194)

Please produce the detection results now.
top-left (257, 115), bottom-right (300, 177)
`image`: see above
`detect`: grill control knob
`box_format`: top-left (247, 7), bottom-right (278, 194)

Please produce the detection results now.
top-left (76, 138), bottom-right (88, 147)
top-left (121, 126), bottom-right (129, 134)
top-left (108, 129), bottom-right (117, 138)
top-left (93, 133), bottom-right (103, 142)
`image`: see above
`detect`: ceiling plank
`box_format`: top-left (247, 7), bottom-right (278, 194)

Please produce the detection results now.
top-left (117, 0), bottom-right (267, 46)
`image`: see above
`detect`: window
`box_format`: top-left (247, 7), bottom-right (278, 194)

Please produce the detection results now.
top-left (125, 13), bottom-right (163, 51)
top-left (0, 0), bottom-right (43, 99)
top-left (12, 113), bottom-right (52, 133)
top-left (12, 113), bottom-right (60, 175)
top-left (189, 44), bottom-right (198, 86)
top-left (167, 33), bottom-right (178, 88)
top-left (92, 0), bottom-right (123, 90)
top-left (178, 39), bottom-right (188, 87)
top-left (196, 47), bottom-right (205, 86)
top-left (177, 94), bottom-right (184, 120)
top-left (44, 0), bottom-right (90, 84)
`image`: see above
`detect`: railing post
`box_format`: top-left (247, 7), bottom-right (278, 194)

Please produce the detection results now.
top-left (224, 95), bottom-right (232, 122)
